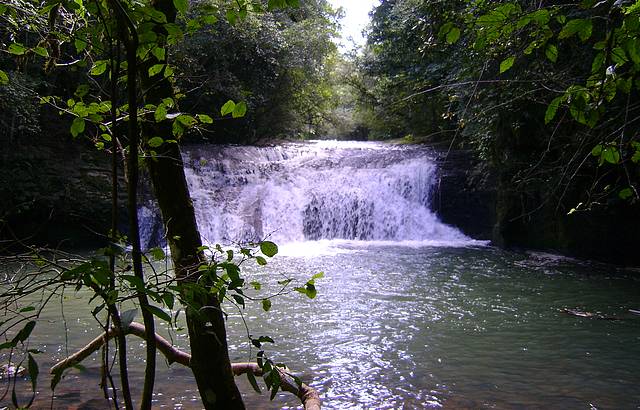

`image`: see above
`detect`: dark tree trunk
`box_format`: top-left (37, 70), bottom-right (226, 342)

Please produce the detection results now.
top-left (137, 0), bottom-right (244, 408)
top-left (144, 144), bottom-right (244, 409)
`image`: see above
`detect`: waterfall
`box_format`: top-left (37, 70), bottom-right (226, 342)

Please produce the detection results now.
top-left (140, 141), bottom-right (470, 246)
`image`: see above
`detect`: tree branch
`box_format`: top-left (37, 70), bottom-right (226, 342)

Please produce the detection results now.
top-left (50, 322), bottom-right (321, 410)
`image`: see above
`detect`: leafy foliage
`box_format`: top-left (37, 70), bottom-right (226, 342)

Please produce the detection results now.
top-left (358, 0), bottom-right (639, 216)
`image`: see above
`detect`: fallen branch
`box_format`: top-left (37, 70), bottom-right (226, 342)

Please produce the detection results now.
top-left (50, 322), bottom-right (321, 410)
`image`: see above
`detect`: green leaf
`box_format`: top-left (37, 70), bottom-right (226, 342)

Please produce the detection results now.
top-left (145, 305), bottom-right (171, 322)
top-left (173, 0), bottom-right (188, 14)
top-left (148, 137), bottom-right (164, 148)
top-left (260, 241), bottom-right (278, 257)
top-left (624, 2), bottom-right (640, 14)
top-left (0, 70), bottom-right (8, 85)
top-left (90, 267), bottom-right (110, 286)
top-left (499, 56), bottom-right (515, 73)
top-left (155, 104), bottom-right (167, 122)
top-left (446, 27), bottom-right (461, 44)
top-left (150, 247), bottom-right (165, 260)
top-left (74, 38), bottom-right (87, 53)
top-left (312, 272), bottom-right (325, 280)
top-left (611, 47), bottom-right (628, 65)
top-left (232, 101), bottom-right (247, 118)
top-left (74, 84), bottom-right (90, 98)
top-left (226, 9), bottom-right (237, 25)
top-left (221, 100), bottom-right (236, 116)
top-left (438, 22), bottom-right (454, 38)
top-left (256, 256), bottom-right (267, 266)
top-left (8, 43), bottom-right (26, 55)
top-left (530, 9), bottom-right (550, 25)
top-left (33, 46), bottom-right (49, 57)
top-left (262, 299), bottom-right (272, 312)
top-left (232, 294), bottom-right (245, 308)
top-left (177, 114), bottom-right (198, 127)
top-left (558, 19), bottom-right (592, 42)
top-left (70, 117), bottom-right (85, 138)
top-left (545, 96), bottom-right (563, 124)
top-left (625, 39), bottom-right (640, 64)
top-left (247, 371), bottom-right (261, 394)
top-left (591, 144), bottom-right (603, 156)
top-left (202, 14), bottom-right (218, 25)
top-left (162, 292), bottom-right (175, 310)
top-left (121, 274), bottom-right (144, 291)
top-left (601, 146), bottom-right (620, 164)
top-left (90, 60), bottom-right (108, 76)
top-left (197, 114), bottom-right (213, 124)
top-left (148, 64), bottom-right (165, 77)
top-left (151, 47), bottom-right (166, 61)
top-left (15, 321), bottom-right (36, 343)
top-left (545, 44), bottom-right (558, 63)
top-left (250, 281), bottom-right (262, 290)
top-left (619, 188), bottom-right (633, 199)
top-left (631, 143), bottom-right (640, 163)
top-left (27, 354), bottom-right (39, 391)
top-left (295, 284), bottom-right (317, 299)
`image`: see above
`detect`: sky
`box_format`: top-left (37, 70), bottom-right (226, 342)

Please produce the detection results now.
top-left (328, 0), bottom-right (380, 50)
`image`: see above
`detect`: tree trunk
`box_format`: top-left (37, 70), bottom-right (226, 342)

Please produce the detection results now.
top-left (145, 144), bottom-right (244, 409)
top-left (138, 0), bottom-right (244, 407)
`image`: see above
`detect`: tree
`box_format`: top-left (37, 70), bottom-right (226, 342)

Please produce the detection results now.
top-left (0, 0), bottom-right (322, 408)
top-left (356, 0), bottom-right (640, 261)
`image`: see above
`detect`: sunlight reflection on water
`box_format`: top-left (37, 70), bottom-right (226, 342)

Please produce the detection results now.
top-left (2, 242), bottom-right (639, 409)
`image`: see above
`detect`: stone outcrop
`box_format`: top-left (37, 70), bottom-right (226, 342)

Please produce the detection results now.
top-left (0, 120), bottom-right (127, 249)
top-left (432, 148), bottom-right (497, 241)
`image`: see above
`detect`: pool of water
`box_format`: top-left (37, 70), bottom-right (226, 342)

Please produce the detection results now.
top-left (2, 242), bottom-right (640, 409)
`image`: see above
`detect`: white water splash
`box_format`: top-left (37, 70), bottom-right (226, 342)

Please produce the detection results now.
top-left (173, 141), bottom-right (472, 247)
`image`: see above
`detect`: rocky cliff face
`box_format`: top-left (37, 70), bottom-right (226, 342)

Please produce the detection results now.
top-left (0, 122), bottom-right (127, 250)
top-left (432, 149), bottom-right (497, 241)
top-left (432, 146), bottom-right (639, 265)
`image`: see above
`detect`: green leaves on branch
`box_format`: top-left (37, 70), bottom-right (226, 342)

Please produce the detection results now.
top-left (70, 117), bottom-right (85, 138)
top-left (90, 60), bottom-right (108, 76)
top-left (591, 144), bottom-right (620, 166)
top-left (173, 0), bottom-right (188, 14)
top-left (294, 272), bottom-right (324, 299)
top-left (148, 137), bottom-right (164, 148)
top-left (439, 23), bottom-right (461, 45)
top-left (148, 64), bottom-right (174, 78)
top-left (558, 19), bottom-right (593, 42)
top-left (220, 100), bottom-right (248, 118)
top-left (8, 42), bottom-right (26, 55)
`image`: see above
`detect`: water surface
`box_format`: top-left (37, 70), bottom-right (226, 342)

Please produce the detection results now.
top-left (3, 242), bottom-right (639, 409)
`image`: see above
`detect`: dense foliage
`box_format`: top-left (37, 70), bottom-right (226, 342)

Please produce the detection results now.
top-left (356, 0), bottom-right (640, 260)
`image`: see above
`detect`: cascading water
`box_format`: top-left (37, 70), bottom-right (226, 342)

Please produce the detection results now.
top-left (140, 141), bottom-right (470, 246)
top-left (196, 140), bottom-right (470, 243)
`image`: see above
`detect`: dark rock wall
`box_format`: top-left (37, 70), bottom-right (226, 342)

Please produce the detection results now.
top-left (433, 149), bottom-right (497, 240)
top-left (0, 121), bottom-right (127, 249)
top-left (432, 147), bottom-right (639, 266)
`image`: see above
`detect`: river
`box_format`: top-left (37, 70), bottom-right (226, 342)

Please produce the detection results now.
top-left (2, 141), bottom-right (639, 409)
